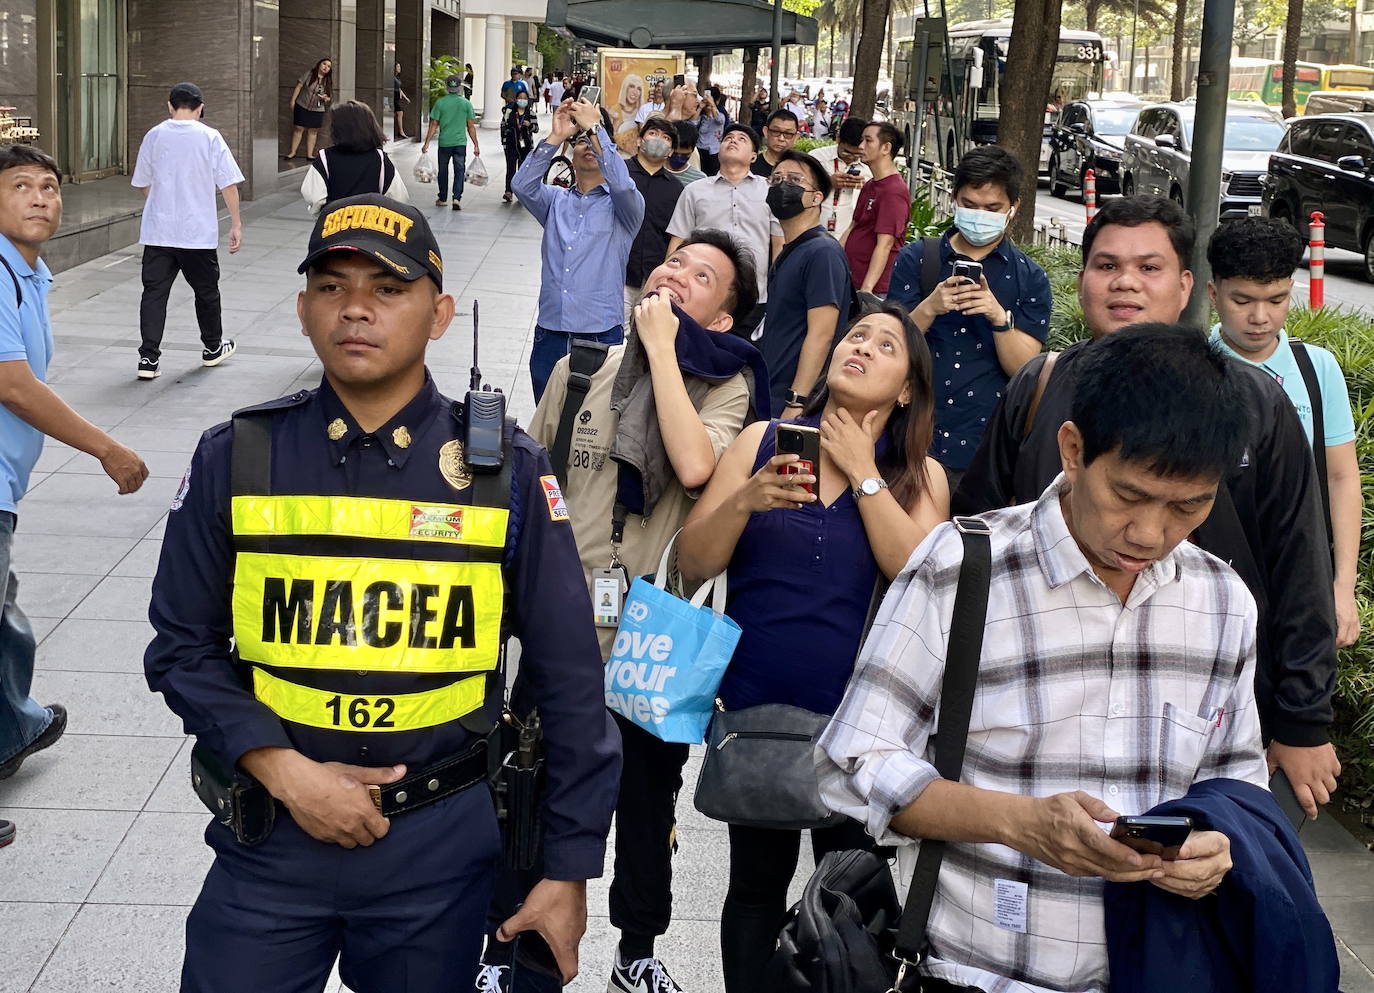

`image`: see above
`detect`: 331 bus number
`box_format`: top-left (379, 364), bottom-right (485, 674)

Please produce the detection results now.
top-left (324, 694), bottom-right (397, 729)
top-left (1077, 44), bottom-right (1103, 62)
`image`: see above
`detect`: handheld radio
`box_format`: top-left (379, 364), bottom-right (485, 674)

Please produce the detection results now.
top-left (465, 300), bottom-right (506, 472)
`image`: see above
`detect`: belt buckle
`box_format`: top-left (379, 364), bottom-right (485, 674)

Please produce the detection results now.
top-left (367, 784), bottom-right (382, 812)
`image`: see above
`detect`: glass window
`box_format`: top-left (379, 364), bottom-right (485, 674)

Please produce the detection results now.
top-left (1338, 124), bottom-right (1374, 160)
top-left (1286, 121), bottom-right (1317, 157)
top-left (1134, 109), bottom-right (1159, 138)
top-left (1313, 121), bottom-right (1348, 162)
top-left (1093, 106), bottom-right (1141, 135)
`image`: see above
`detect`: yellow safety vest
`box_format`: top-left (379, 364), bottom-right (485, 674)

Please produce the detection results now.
top-left (229, 414), bottom-right (509, 734)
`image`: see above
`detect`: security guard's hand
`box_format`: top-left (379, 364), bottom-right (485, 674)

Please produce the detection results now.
top-left (241, 747), bottom-right (406, 848)
top-left (98, 441), bottom-right (149, 494)
top-left (496, 878), bottom-right (588, 983)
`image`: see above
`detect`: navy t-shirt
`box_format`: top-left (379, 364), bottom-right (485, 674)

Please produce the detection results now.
top-left (887, 231), bottom-right (1051, 470)
top-left (760, 228), bottom-right (853, 417)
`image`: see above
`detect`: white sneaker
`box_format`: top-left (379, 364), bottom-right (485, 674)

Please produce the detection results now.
top-left (475, 963), bottom-right (509, 993)
top-left (608, 956), bottom-right (685, 993)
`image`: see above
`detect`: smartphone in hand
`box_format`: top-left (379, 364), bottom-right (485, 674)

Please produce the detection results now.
top-left (580, 85), bottom-right (602, 106)
top-left (776, 424), bottom-right (821, 497)
top-left (952, 260), bottom-right (984, 285)
top-left (1110, 815), bottom-right (1193, 861)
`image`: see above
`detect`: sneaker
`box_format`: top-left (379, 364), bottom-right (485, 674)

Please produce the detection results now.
top-left (202, 339), bottom-right (237, 367)
top-left (475, 964), bottom-right (509, 993)
top-left (136, 357), bottom-right (160, 380)
top-left (452, 200), bottom-right (463, 211)
top-left (0, 819), bottom-right (14, 848)
top-left (435, 197), bottom-right (449, 206)
top-left (0, 704), bottom-right (67, 781)
top-left (608, 956), bottom-right (684, 993)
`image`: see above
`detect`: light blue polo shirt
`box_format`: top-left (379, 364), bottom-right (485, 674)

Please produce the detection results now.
top-left (1210, 325), bottom-right (1355, 450)
top-left (0, 233), bottom-right (54, 514)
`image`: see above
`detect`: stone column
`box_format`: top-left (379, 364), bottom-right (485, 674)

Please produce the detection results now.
top-left (279, 0), bottom-right (344, 158)
top-left (354, 0), bottom-right (393, 121)
top-left (481, 14), bottom-right (505, 128)
top-left (395, 0), bottom-right (426, 138)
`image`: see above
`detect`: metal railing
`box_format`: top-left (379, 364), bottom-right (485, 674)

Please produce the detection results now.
top-left (916, 163), bottom-right (1078, 250)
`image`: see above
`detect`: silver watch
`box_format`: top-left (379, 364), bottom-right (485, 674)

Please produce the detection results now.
top-left (854, 477), bottom-right (888, 499)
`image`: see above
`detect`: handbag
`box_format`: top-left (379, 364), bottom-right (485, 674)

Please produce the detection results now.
top-left (604, 531), bottom-right (741, 745)
top-left (767, 517), bottom-right (994, 993)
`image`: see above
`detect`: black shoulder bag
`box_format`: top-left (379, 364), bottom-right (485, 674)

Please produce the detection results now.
top-left (0, 253), bottom-right (23, 308)
top-left (1289, 339), bottom-right (1333, 556)
top-left (548, 339), bottom-right (609, 486)
top-left (768, 517), bottom-right (993, 993)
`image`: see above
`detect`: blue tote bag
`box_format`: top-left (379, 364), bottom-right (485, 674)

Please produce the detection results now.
top-left (604, 532), bottom-right (741, 744)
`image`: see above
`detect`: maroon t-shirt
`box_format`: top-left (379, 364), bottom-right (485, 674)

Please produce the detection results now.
top-left (843, 172), bottom-right (910, 293)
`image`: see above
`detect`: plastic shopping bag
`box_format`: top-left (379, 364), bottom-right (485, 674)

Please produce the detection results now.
top-left (604, 533), bottom-right (740, 745)
top-left (467, 155), bottom-right (490, 188)
top-left (413, 153), bottom-right (436, 184)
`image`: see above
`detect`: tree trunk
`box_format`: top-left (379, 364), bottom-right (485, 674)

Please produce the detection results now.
top-left (1085, 0), bottom-right (1100, 33)
top-left (1350, 0), bottom-right (1360, 64)
top-left (886, 3), bottom-right (896, 79)
top-left (851, 0), bottom-right (892, 120)
top-left (1281, 0), bottom-right (1303, 119)
top-left (851, 24), bottom-right (860, 75)
top-left (830, 24), bottom-right (837, 77)
top-left (998, 0), bottom-right (1062, 243)
top-left (742, 47), bottom-right (759, 113)
top-left (1170, 0), bottom-right (1188, 101)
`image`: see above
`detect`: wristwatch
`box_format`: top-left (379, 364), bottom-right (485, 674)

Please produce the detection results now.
top-left (990, 308), bottom-right (1014, 332)
top-left (854, 477), bottom-right (888, 499)
top-left (783, 389), bottom-right (806, 408)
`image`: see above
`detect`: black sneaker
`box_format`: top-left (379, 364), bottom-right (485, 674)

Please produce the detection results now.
top-left (202, 339), bottom-right (237, 367)
top-left (475, 964), bottom-right (510, 992)
top-left (608, 956), bottom-right (684, 993)
top-left (0, 819), bottom-right (14, 848)
top-left (136, 357), bottom-right (160, 380)
top-left (453, 200), bottom-right (462, 211)
top-left (0, 703), bottom-right (68, 780)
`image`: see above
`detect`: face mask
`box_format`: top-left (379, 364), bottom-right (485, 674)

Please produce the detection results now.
top-left (516, 98), bottom-right (528, 108)
top-left (668, 153), bottom-right (690, 169)
top-left (640, 136), bottom-right (671, 160)
top-left (767, 181), bottom-right (810, 221)
top-left (953, 205), bottom-right (1012, 246)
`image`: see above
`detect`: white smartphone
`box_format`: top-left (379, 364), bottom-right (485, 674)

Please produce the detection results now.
top-left (580, 85), bottom-right (602, 106)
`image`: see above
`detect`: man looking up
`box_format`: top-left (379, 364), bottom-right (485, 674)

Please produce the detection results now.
top-left (623, 118), bottom-right (684, 323)
top-left (667, 123), bottom-right (781, 337)
top-left (887, 146), bottom-right (1049, 489)
top-left (839, 121), bottom-right (908, 295)
top-left (751, 108), bottom-right (800, 177)
top-left (514, 99), bottom-right (645, 402)
top-left (955, 196), bottom-right (1342, 820)
top-left (809, 116), bottom-right (870, 237)
top-left (1207, 216), bottom-right (1361, 649)
top-left (759, 151), bottom-right (853, 416)
top-left (529, 232), bottom-right (766, 993)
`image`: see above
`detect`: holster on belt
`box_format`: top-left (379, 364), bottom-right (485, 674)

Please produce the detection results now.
top-left (190, 741), bottom-right (276, 846)
top-left (491, 708), bottom-right (546, 871)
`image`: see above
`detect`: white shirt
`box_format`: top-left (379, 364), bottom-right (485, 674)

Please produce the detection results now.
top-left (132, 119), bottom-right (244, 250)
top-left (808, 144), bottom-right (872, 238)
top-left (549, 80), bottom-right (566, 105)
top-left (633, 100), bottom-right (667, 124)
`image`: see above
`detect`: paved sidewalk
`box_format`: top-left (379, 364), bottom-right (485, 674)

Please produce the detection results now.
top-left (0, 142), bottom-right (1371, 993)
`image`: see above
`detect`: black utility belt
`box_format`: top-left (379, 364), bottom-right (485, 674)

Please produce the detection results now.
top-left (190, 740), bottom-right (488, 846)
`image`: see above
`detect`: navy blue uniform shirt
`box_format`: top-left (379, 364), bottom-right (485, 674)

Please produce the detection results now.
top-left (887, 231), bottom-right (1051, 471)
top-left (145, 373), bottom-right (620, 879)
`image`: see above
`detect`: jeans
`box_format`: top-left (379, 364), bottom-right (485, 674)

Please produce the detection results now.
top-left (0, 512), bottom-right (48, 765)
top-left (528, 325), bottom-right (624, 403)
top-left (437, 144), bottom-right (468, 202)
top-left (139, 246), bottom-right (224, 362)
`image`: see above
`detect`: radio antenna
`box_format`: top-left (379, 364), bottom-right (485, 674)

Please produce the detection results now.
top-left (469, 299), bottom-right (481, 392)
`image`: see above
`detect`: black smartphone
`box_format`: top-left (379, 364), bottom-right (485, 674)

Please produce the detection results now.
top-left (514, 931), bottom-right (563, 981)
top-left (1270, 768), bottom-right (1308, 831)
top-left (673, 73), bottom-right (686, 88)
top-left (776, 424), bottom-right (821, 497)
top-left (1110, 815), bottom-right (1193, 860)
top-left (952, 260), bottom-right (984, 285)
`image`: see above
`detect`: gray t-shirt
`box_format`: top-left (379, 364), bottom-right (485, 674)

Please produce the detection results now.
top-left (296, 72), bottom-right (329, 111)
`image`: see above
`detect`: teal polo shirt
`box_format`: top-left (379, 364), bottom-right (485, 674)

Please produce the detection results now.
top-left (0, 233), bottom-right (54, 515)
top-left (1210, 325), bottom-right (1355, 449)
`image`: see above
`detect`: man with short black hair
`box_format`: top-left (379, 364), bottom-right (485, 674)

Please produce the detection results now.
top-left (759, 150), bottom-right (853, 416)
top-left (840, 121), bottom-right (907, 294)
top-left (751, 108), bottom-right (801, 177)
top-left (809, 116), bottom-right (871, 236)
top-left (1207, 215), bottom-right (1361, 650)
top-left (666, 121), bottom-right (707, 186)
top-left (131, 81), bottom-right (244, 381)
top-left (501, 67), bottom-right (529, 108)
top-left (421, 75), bottom-right (481, 210)
top-left (624, 118), bottom-right (684, 323)
top-left (888, 146), bottom-right (1050, 487)
top-left (956, 195), bottom-right (1343, 821)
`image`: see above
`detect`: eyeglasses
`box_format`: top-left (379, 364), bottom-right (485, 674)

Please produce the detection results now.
top-left (766, 127), bottom-right (799, 139)
top-left (768, 173), bottom-right (816, 192)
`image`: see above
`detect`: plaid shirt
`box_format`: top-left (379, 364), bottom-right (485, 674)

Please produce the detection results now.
top-left (816, 477), bottom-right (1269, 993)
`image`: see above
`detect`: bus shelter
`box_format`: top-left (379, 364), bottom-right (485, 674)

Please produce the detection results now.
top-left (545, 0), bottom-right (819, 54)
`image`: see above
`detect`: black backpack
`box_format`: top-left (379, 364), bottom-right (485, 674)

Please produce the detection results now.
top-left (0, 253), bottom-right (22, 308)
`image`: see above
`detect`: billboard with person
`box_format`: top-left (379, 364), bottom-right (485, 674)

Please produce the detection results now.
top-left (599, 48), bottom-right (686, 153)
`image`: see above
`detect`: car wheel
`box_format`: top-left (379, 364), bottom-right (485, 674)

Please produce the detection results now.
top-left (1049, 156), bottom-right (1068, 198)
top-left (1363, 227), bottom-right (1374, 284)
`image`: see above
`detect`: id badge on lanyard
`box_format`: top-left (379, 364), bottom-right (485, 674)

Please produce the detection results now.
top-left (592, 565), bottom-right (630, 628)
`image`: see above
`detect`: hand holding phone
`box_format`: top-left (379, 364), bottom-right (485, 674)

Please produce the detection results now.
top-left (775, 425), bottom-right (821, 497)
top-left (952, 260), bottom-right (984, 285)
top-left (1110, 815), bottom-right (1193, 861)
top-left (579, 85), bottom-right (602, 107)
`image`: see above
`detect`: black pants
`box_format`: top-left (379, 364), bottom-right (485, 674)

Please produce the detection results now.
top-left (139, 246), bottom-right (223, 362)
top-left (721, 817), bottom-right (878, 993)
top-left (504, 142), bottom-right (531, 193)
top-left (699, 149), bottom-right (720, 175)
top-left (609, 712), bottom-right (691, 944)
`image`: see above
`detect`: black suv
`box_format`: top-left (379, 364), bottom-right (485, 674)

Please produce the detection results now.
top-left (1047, 99), bottom-right (1143, 199)
top-left (1261, 112), bottom-right (1374, 282)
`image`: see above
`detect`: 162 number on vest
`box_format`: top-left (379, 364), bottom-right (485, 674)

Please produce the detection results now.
top-left (324, 694), bottom-right (397, 729)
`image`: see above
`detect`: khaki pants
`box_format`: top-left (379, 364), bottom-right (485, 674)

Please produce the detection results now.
top-left (624, 284), bottom-right (645, 328)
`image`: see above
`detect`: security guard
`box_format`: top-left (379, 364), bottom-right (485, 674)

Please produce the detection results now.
top-left (144, 193), bottom-right (620, 993)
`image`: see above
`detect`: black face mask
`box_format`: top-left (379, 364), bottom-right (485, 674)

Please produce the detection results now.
top-left (767, 181), bottom-right (810, 221)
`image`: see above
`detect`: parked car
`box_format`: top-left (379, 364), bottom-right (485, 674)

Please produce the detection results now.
top-left (1261, 112), bottom-right (1374, 282)
top-left (1304, 91), bottom-right (1374, 116)
top-left (1047, 98), bottom-right (1144, 199)
top-left (1120, 101), bottom-right (1287, 218)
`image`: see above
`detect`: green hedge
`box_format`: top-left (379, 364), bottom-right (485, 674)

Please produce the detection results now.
top-left (1021, 244), bottom-right (1374, 817)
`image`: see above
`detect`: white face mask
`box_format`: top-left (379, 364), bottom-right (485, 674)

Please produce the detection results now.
top-left (953, 205), bottom-right (1013, 246)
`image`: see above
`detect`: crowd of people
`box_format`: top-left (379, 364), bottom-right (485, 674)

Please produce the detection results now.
top-left (0, 68), bottom-right (1358, 993)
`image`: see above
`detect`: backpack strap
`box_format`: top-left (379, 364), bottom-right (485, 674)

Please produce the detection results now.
top-left (1289, 339), bottom-right (1332, 551)
top-left (1022, 350), bottom-right (1060, 439)
top-left (0, 253), bottom-right (22, 308)
top-left (316, 148), bottom-right (329, 178)
top-left (892, 516), bottom-right (993, 972)
top-left (549, 340), bottom-right (610, 486)
top-left (918, 236), bottom-right (943, 301)
top-left (377, 149), bottom-right (385, 192)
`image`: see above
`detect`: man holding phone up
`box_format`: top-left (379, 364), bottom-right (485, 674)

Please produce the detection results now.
top-left (887, 146), bottom-right (1050, 491)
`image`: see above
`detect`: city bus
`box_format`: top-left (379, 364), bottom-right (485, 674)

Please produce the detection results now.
top-left (1319, 63), bottom-right (1374, 92)
top-left (893, 19), bottom-right (1106, 172)
top-left (1228, 57), bottom-right (1322, 112)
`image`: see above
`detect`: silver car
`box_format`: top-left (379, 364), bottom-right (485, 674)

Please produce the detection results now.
top-left (1120, 102), bottom-right (1288, 218)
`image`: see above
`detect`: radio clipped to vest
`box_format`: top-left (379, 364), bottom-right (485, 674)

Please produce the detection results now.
top-left (466, 300), bottom-right (506, 473)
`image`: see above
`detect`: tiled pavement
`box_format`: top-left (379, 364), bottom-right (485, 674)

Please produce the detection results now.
top-left (1, 142), bottom-right (1372, 993)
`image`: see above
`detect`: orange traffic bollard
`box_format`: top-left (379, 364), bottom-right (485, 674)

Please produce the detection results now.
top-left (1084, 168), bottom-right (1097, 223)
top-left (1309, 210), bottom-right (1325, 309)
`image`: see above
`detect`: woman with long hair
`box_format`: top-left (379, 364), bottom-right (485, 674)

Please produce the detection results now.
top-left (300, 100), bottom-right (410, 214)
top-left (613, 73), bottom-right (645, 154)
top-left (676, 302), bottom-right (949, 993)
top-left (288, 57), bottom-right (334, 159)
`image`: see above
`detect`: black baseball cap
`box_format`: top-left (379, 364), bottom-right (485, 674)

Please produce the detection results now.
top-left (445, 75), bottom-right (463, 91)
top-left (168, 82), bottom-right (204, 106)
top-left (722, 122), bottom-right (760, 153)
top-left (298, 194), bottom-right (444, 290)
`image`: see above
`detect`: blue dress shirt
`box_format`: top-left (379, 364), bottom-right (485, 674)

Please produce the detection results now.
top-left (512, 126), bottom-right (645, 334)
top-left (0, 234), bottom-right (54, 515)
